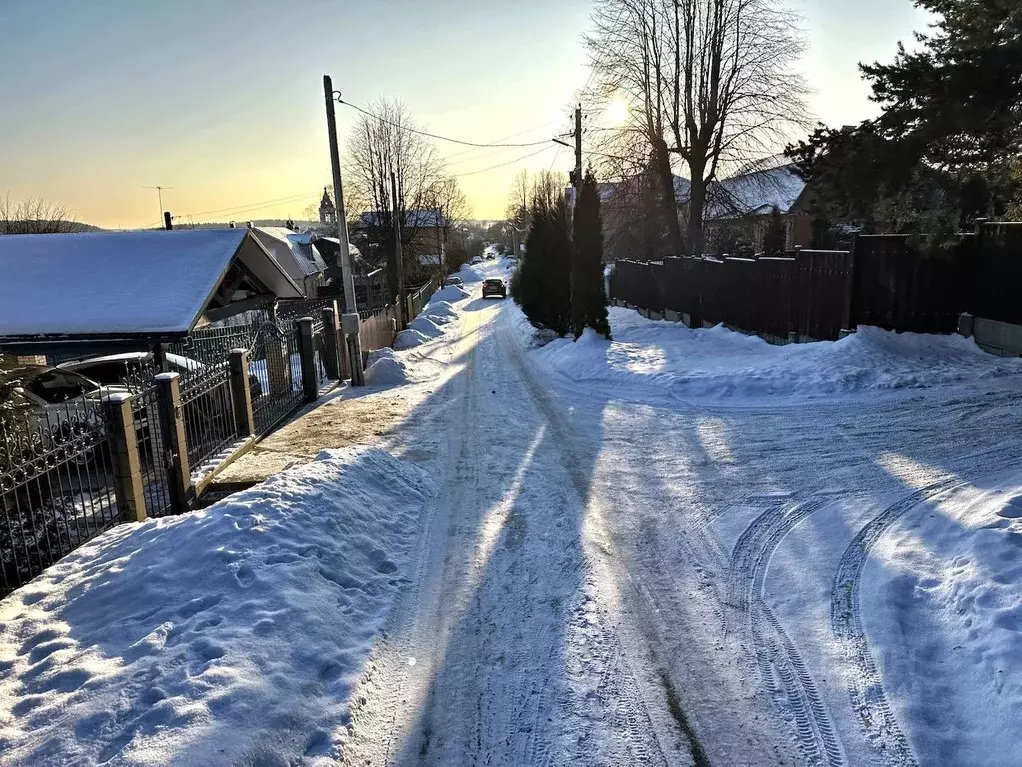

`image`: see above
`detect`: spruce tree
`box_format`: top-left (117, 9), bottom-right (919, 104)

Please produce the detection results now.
top-left (761, 207), bottom-right (787, 255)
top-left (571, 170), bottom-right (612, 339)
top-left (512, 193), bottom-right (572, 336)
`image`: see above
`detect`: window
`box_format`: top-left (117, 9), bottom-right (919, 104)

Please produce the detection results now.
top-left (27, 370), bottom-right (97, 404)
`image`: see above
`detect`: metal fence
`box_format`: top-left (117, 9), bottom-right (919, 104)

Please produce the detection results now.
top-left (179, 363), bottom-right (239, 474)
top-left (169, 323), bottom-right (255, 365)
top-left (130, 386), bottom-right (173, 519)
top-left (0, 301), bottom-right (352, 597)
top-left (1, 403), bottom-right (119, 595)
top-left (251, 321), bottom-right (306, 436)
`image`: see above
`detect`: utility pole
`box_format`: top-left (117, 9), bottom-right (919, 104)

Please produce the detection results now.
top-left (323, 74), bottom-right (363, 386)
top-left (390, 171), bottom-right (406, 327)
top-left (573, 104), bottom-right (583, 198)
top-left (322, 75), bottom-right (357, 315)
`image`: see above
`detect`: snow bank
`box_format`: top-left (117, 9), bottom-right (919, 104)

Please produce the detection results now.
top-left (456, 264), bottom-right (484, 283)
top-left (431, 285), bottom-right (471, 303)
top-left (421, 300), bottom-right (458, 325)
top-left (406, 315), bottom-right (444, 340)
top-left (393, 328), bottom-right (432, 350)
top-left (364, 348), bottom-right (412, 386)
top-left (532, 307), bottom-right (1022, 401)
top-left (0, 448), bottom-right (432, 766)
top-left (862, 471), bottom-right (1022, 764)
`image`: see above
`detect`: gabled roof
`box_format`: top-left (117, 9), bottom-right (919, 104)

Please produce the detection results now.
top-left (705, 158), bottom-right (806, 218)
top-left (251, 227), bottom-right (328, 278)
top-left (0, 229), bottom-right (302, 339)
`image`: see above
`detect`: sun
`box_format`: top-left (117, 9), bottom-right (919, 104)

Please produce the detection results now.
top-left (605, 98), bottom-right (629, 126)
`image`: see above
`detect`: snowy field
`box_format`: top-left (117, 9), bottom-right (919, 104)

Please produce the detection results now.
top-left (4, 257), bottom-right (1022, 765)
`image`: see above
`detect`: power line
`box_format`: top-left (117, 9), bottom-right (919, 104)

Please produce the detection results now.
top-left (337, 98), bottom-right (551, 149)
top-left (451, 145), bottom-right (557, 178)
top-left (181, 191), bottom-right (320, 221)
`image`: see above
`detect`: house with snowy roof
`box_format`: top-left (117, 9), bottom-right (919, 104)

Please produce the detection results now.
top-left (0, 229), bottom-right (302, 360)
top-left (702, 156), bottom-right (810, 252)
top-left (588, 156), bottom-right (810, 259)
top-left (249, 226), bottom-right (329, 297)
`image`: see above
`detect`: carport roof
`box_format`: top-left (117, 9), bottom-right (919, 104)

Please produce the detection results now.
top-left (0, 229), bottom-right (301, 340)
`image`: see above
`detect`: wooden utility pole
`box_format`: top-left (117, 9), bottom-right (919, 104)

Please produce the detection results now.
top-left (573, 104), bottom-right (583, 195)
top-left (390, 171), bottom-right (406, 326)
top-left (322, 75), bottom-right (358, 315)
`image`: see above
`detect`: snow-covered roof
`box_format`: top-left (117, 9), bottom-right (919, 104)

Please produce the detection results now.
top-left (252, 227), bottom-right (328, 278)
top-left (705, 162), bottom-right (806, 219)
top-left (0, 229), bottom-right (301, 338)
top-left (356, 210), bottom-right (445, 229)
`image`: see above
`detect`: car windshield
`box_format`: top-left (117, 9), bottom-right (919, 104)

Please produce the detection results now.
top-left (26, 370), bottom-right (98, 404)
top-left (485, 279), bottom-right (502, 286)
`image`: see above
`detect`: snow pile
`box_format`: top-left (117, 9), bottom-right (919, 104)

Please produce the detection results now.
top-left (456, 264), bottom-right (484, 283)
top-left (364, 348), bottom-right (412, 386)
top-left (406, 315), bottom-right (444, 340)
top-left (862, 471), bottom-right (1022, 764)
top-left (393, 328), bottom-right (432, 350)
top-left (421, 300), bottom-right (458, 324)
top-left (532, 307), bottom-right (1022, 401)
top-left (0, 448), bottom-right (432, 766)
top-left (431, 285), bottom-right (471, 303)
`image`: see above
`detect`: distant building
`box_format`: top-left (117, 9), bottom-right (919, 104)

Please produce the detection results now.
top-left (590, 156), bottom-right (810, 259)
top-left (249, 227), bottom-right (329, 297)
top-left (319, 188), bottom-right (336, 226)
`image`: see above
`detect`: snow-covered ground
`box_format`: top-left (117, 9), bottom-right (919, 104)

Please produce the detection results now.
top-left (5, 256), bottom-right (1022, 765)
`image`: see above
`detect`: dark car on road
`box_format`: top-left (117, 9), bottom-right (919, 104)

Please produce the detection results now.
top-left (482, 278), bottom-right (507, 299)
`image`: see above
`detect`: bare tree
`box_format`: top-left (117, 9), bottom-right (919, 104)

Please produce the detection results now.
top-left (506, 169), bottom-right (530, 219)
top-left (586, 0), bottom-right (808, 254)
top-left (344, 97), bottom-right (448, 258)
top-left (0, 194), bottom-right (82, 235)
top-left (530, 170), bottom-right (569, 212)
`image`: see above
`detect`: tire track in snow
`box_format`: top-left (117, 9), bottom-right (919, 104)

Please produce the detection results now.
top-left (830, 441), bottom-right (1022, 767)
top-left (725, 496), bottom-right (846, 767)
top-left (497, 312), bottom-right (678, 766)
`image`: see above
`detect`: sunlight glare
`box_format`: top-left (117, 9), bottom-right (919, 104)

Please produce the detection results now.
top-left (605, 98), bottom-right (629, 126)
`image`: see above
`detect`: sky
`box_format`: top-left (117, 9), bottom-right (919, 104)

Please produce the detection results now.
top-left (0, 0), bottom-right (930, 230)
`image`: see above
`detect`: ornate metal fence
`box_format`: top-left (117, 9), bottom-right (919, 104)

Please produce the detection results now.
top-left (1, 403), bottom-right (119, 595)
top-left (179, 363), bottom-right (240, 474)
top-left (129, 386), bottom-right (173, 519)
top-left (250, 321), bottom-right (306, 436)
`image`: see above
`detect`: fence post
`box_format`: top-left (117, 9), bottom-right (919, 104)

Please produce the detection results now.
top-left (103, 393), bottom-right (147, 523)
top-left (298, 317), bottom-right (319, 402)
top-left (155, 372), bottom-right (193, 515)
top-left (842, 236), bottom-right (858, 333)
top-left (321, 306), bottom-right (343, 380)
top-left (229, 349), bottom-right (256, 437)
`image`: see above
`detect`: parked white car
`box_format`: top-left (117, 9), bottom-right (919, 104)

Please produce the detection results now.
top-left (444, 276), bottom-right (464, 288)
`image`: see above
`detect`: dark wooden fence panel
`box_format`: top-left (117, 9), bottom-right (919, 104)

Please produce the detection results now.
top-left (797, 250), bottom-right (852, 341)
top-left (974, 223), bottom-right (1022, 325)
top-left (852, 235), bottom-right (970, 333)
top-left (757, 257), bottom-right (797, 339)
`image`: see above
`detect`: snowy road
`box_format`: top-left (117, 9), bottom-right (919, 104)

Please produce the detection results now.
top-left (345, 262), bottom-right (1022, 766)
top-left (343, 292), bottom-right (693, 765)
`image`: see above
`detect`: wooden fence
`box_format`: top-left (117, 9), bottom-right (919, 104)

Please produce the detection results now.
top-left (612, 233), bottom-right (974, 341)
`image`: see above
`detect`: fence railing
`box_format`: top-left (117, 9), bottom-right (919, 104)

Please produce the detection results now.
top-left (0, 311), bottom-right (345, 598)
top-left (1, 402), bottom-right (119, 595)
top-left (612, 234), bottom-right (973, 342)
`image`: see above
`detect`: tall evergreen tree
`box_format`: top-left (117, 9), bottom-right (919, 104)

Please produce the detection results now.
top-left (761, 207), bottom-right (787, 255)
top-left (571, 170), bottom-right (612, 339)
top-left (511, 193), bottom-right (572, 336)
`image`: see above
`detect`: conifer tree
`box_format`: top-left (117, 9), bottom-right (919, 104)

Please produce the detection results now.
top-left (571, 170), bottom-right (612, 339)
